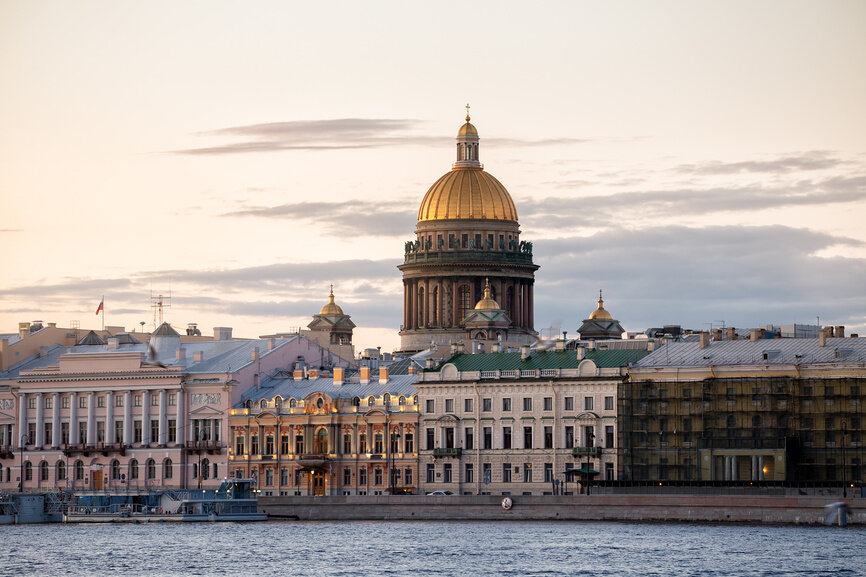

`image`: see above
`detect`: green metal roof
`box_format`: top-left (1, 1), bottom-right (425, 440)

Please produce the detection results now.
top-left (430, 349), bottom-right (648, 372)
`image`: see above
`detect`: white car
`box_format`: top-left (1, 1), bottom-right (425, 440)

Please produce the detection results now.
top-left (426, 490), bottom-right (454, 495)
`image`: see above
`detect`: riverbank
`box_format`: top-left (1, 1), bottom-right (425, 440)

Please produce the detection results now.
top-left (259, 494), bottom-right (864, 525)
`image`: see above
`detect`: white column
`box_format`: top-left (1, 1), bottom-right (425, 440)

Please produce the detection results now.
top-left (52, 393), bottom-right (61, 448)
top-left (142, 390), bottom-right (151, 445)
top-left (87, 392), bottom-right (96, 445)
top-left (17, 392), bottom-right (27, 448)
top-left (69, 393), bottom-right (79, 445)
top-left (732, 456), bottom-right (739, 480)
top-left (105, 391), bottom-right (114, 444)
top-left (123, 391), bottom-right (133, 445)
top-left (158, 390), bottom-right (167, 445)
top-left (751, 455), bottom-right (758, 481)
top-left (209, 419), bottom-right (216, 443)
top-left (35, 393), bottom-right (44, 448)
top-left (176, 389), bottom-right (185, 446)
top-left (758, 456), bottom-right (765, 480)
top-left (724, 456), bottom-right (732, 480)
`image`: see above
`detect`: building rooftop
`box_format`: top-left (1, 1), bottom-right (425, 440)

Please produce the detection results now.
top-left (240, 372), bottom-right (419, 405)
top-left (433, 348), bottom-right (648, 372)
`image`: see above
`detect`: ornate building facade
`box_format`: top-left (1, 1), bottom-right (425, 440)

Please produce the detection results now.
top-left (398, 112), bottom-right (538, 353)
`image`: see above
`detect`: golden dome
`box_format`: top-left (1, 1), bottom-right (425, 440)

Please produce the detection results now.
top-left (319, 285), bottom-right (344, 315)
top-left (474, 279), bottom-right (501, 310)
top-left (417, 108), bottom-right (518, 222)
top-left (418, 169), bottom-right (518, 221)
top-left (588, 290), bottom-right (612, 320)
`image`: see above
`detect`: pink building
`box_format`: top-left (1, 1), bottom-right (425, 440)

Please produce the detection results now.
top-left (0, 323), bottom-right (351, 494)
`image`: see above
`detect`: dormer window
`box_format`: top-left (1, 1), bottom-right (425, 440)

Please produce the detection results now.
top-left (352, 396), bottom-right (361, 407)
top-left (316, 398), bottom-right (324, 409)
top-left (383, 393), bottom-right (391, 407)
top-left (260, 399), bottom-right (267, 409)
top-left (368, 396), bottom-right (376, 407)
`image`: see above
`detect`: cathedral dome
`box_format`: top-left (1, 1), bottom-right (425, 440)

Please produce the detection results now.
top-left (417, 110), bottom-right (517, 222)
top-left (474, 279), bottom-right (501, 310)
top-left (588, 290), bottom-right (612, 320)
top-left (319, 286), bottom-right (344, 315)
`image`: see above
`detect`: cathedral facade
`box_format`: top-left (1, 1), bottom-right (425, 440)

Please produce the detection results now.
top-left (398, 112), bottom-right (538, 353)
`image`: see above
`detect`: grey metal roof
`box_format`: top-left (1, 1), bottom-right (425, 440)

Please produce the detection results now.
top-left (239, 372), bottom-right (419, 406)
top-left (634, 337), bottom-right (866, 368)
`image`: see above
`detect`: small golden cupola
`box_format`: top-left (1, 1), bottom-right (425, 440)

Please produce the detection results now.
top-left (588, 289), bottom-right (612, 320)
top-left (319, 285), bottom-right (344, 315)
top-left (474, 278), bottom-right (501, 310)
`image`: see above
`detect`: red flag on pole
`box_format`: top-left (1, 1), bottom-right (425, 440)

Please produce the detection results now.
top-left (96, 298), bottom-right (104, 315)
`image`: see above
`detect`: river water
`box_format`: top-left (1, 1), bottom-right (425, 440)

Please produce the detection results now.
top-left (1, 521), bottom-right (862, 576)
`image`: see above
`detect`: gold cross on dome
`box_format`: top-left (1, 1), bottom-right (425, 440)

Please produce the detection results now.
top-left (465, 103), bottom-right (470, 121)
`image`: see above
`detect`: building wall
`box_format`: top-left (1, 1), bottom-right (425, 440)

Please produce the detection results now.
top-left (416, 377), bottom-right (620, 495)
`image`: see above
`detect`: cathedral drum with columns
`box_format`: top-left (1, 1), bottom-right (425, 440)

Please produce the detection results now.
top-left (398, 110), bottom-right (539, 354)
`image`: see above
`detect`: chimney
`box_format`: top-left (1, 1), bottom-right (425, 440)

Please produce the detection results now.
top-left (836, 326), bottom-right (845, 338)
top-left (268, 338), bottom-right (276, 351)
top-left (293, 369), bottom-right (304, 381)
top-left (749, 329), bottom-right (759, 342)
top-left (379, 366), bottom-right (389, 385)
top-left (587, 340), bottom-right (596, 350)
top-left (408, 365), bottom-right (415, 375)
top-left (712, 328), bottom-right (723, 341)
top-left (359, 366), bottom-right (370, 384)
top-left (193, 350), bottom-right (204, 362)
top-left (576, 346), bottom-right (585, 360)
top-left (333, 366), bottom-right (345, 386)
top-left (107, 337), bottom-right (120, 350)
top-left (521, 343), bottom-right (530, 361)
top-left (425, 358), bottom-right (434, 370)
top-left (47, 322), bottom-right (56, 328)
top-left (450, 343), bottom-right (458, 355)
top-left (699, 331), bottom-right (710, 349)
top-left (555, 339), bottom-right (565, 351)
top-left (647, 340), bottom-right (655, 353)
top-left (819, 328), bottom-right (827, 347)
top-left (726, 327), bottom-right (736, 341)
top-left (492, 342), bottom-right (501, 353)
top-left (308, 367), bottom-right (319, 379)
top-left (18, 322), bottom-right (28, 339)
top-left (251, 347), bottom-right (260, 362)
top-left (176, 348), bottom-right (186, 361)
top-left (214, 327), bottom-right (232, 341)
top-left (456, 342), bottom-right (464, 354)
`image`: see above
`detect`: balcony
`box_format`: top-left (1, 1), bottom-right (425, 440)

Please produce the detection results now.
top-left (402, 248), bottom-right (534, 267)
top-left (184, 440), bottom-right (226, 454)
top-left (0, 445), bottom-right (14, 459)
top-left (298, 453), bottom-right (330, 468)
top-left (572, 446), bottom-right (602, 456)
top-left (697, 438), bottom-right (787, 450)
top-left (433, 447), bottom-right (462, 457)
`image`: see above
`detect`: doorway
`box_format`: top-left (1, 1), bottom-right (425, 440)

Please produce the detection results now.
top-left (92, 469), bottom-right (103, 491)
top-left (312, 470), bottom-right (326, 496)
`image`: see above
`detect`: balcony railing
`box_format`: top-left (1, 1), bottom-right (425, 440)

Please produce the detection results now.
top-left (184, 440), bottom-right (226, 453)
top-left (572, 446), bottom-right (602, 456)
top-left (432, 448), bottom-right (463, 457)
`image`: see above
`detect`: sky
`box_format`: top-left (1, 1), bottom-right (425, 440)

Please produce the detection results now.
top-left (1, 0), bottom-right (865, 353)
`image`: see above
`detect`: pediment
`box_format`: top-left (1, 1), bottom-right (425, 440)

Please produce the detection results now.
top-left (189, 405), bottom-right (224, 416)
top-left (0, 410), bottom-right (15, 422)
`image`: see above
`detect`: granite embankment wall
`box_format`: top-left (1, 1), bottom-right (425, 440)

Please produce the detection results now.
top-left (259, 494), bottom-right (865, 525)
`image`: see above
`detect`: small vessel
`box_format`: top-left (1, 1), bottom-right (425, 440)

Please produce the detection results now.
top-left (64, 478), bottom-right (267, 523)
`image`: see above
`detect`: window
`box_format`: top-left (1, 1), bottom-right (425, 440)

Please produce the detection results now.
top-left (150, 420), bottom-right (159, 443)
top-left (115, 395), bottom-right (123, 407)
top-left (26, 422), bottom-right (36, 445)
top-left (482, 398), bottom-right (492, 412)
top-left (165, 459), bottom-right (173, 479)
top-left (445, 399), bottom-right (454, 413)
top-left (265, 469), bottom-right (274, 487)
top-left (235, 437), bottom-right (245, 456)
top-left (24, 462), bottom-right (32, 481)
top-left (683, 388), bottom-right (691, 399)
top-left (79, 422), bottom-right (87, 444)
top-left (464, 427), bottom-right (474, 450)
top-left (522, 397), bottom-right (532, 411)
top-left (426, 399), bottom-right (435, 413)
top-left (147, 459), bottom-right (156, 480)
top-left (564, 397), bottom-right (574, 411)
top-left (251, 435), bottom-right (260, 455)
top-left (295, 434), bottom-right (304, 454)
top-left (111, 460), bottom-right (120, 480)
top-left (29, 397), bottom-right (36, 409)
top-left (483, 427), bottom-right (493, 450)
top-left (374, 468), bottom-right (383, 485)
top-left (584, 397), bottom-right (593, 411)
top-left (343, 468), bottom-right (351, 486)
top-left (391, 433), bottom-right (400, 453)
top-left (75, 460), bottom-right (84, 480)
top-left (464, 398), bottom-right (473, 412)
top-left (502, 398), bottom-right (512, 412)
top-left (168, 394), bottom-right (176, 406)
top-left (565, 426), bottom-right (574, 449)
top-left (465, 463), bottom-right (474, 483)
top-left (129, 459), bottom-right (139, 480)
top-left (604, 396), bottom-right (614, 411)
top-left (44, 422), bottom-right (52, 446)
top-left (96, 421), bottom-right (105, 443)
top-left (426, 464), bottom-right (435, 483)
top-left (585, 426), bottom-right (595, 447)
top-left (523, 463), bottom-right (532, 483)
top-left (606, 425), bottom-right (615, 448)
top-left (502, 426), bottom-right (512, 449)
top-left (151, 395), bottom-right (159, 406)
top-left (543, 397), bottom-right (552, 411)
top-left (79, 396), bottom-right (87, 409)
top-left (405, 433), bottom-right (414, 453)
top-left (280, 468), bottom-right (289, 486)
top-left (544, 426), bottom-right (553, 449)
top-left (426, 428), bottom-right (435, 450)
top-left (265, 435), bottom-right (275, 455)
top-left (443, 463), bottom-right (452, 483)
top-left (444, 428), bottom-right (454, 449)
top-left (523, 426), bottom-right (533, 449)
top-left (383, 394), bottom-right (391, 407)
top-left (405, 468), bottom-right (413, 486)
top-left (168, 420), bottom-right (176, 444)
top-left (45, 397), bottom-right (53, 410)
top-left (359, 433), bottom-right (367, 454)
top-left (502, 463), bottom-right (512, 483)
top-left (41, 461), bottom-right (49, 481)
top-left (544, 463), bottom-right (553, 483)
top-left (399, 396), bottom-right (406, 406)
top-left (62, 396), bottom-right (69, 409)
top-left (61, 422), bottom-right (69, 445)
top-left (134, 395), bottom-right (141, 407)
top-left (343, 433), bottom-right (352, 454)
top-left (97, 396), bottom-right (105, 408)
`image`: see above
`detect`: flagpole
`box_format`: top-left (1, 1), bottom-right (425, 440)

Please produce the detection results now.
top-left (101, 294), bottom-right (104, 332)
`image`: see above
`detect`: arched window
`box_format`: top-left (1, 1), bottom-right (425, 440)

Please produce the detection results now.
top-left (201, 458), bottom-right (210, 480)
top-left (260, 399), bottom-right (267, 409)
top-left (146, 459), bottom-right (156, 480)
top-left (726, 415), bottom-right (737, 428)
top-left (398, 396), bottom-right (406, 406)
top-left (164, 458), bottom-right (173, 479)
top-left (129, 459), bottom-right (139, 480)
top-left (24, 461), bottom-right (32, 481)
top-left (245, 399), bottom-right (252, 409)
top-left (75, 460), bottom-right (84, 480)
top-left (383, 393), bottom-right (391, 407)
top-left (57, 461), bottom-right (66, 481)
top-left (506, 286), bottom-right (515, 320)
top-left (432, 286), bottom-right (439, 326)
top-left (289, 398), bottom-right (297, 408)
top-left (274, 396), bottom-right (282, 409)
top-left (315, 429), bottom-right (328, 454)
top-left (40, 461), bottom-right (48, 481)
top-left (412, 395), bottom-right (418, 405)
top-left (458, 285), bottom-right (471, 323)
top-left (111, 460), bottom-right (120, 480)
top-left (352, 396), bottom-right (361, 407)
top-left (316, 398), bottom-right (324, 409)
top-left (368, 396), bottom-right (376, 407)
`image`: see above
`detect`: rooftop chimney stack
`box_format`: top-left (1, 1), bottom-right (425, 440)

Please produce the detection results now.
top-left (521, 344), bottom-right (531, 361)
top-left (726, 327), bottom-right (737, 341)
top-left (333, 366), bottom-right (345, 386)
top-left (836, 326), bottom-right (845, 338)
top-left (214, 327), bottom-right (232, 341)
top-left (699, 331), bottom-right (710, 349)
top-left (577, 346), bottom-right (585, 360)
top-left (359, 366), bottom-right (371, 384)
top-left (251, 347), bottom-right (260, 362)
top-left (555, 339), bottom-right (565, 352)
top-left (379, 366), bottom-right (389, 385)
top-left (819, 328), bottom-right (827, 347)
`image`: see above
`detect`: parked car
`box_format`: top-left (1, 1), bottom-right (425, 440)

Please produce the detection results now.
top-left (426, 490), bottom-right (453, 495)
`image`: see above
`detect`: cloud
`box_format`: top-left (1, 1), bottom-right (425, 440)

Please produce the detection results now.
top-left (221, 200), bottom-right (416, 236)
top-left (673, 152), bottom-right (846, 175)
top-left (170, 118), bottom-right (598, 155)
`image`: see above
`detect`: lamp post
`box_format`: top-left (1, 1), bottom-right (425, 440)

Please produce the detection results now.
top-left (841, 421), bottom-right (847, 499)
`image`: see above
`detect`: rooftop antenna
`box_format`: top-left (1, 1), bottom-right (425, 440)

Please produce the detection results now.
top-left (151, 289), bottom-right (171, 329)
